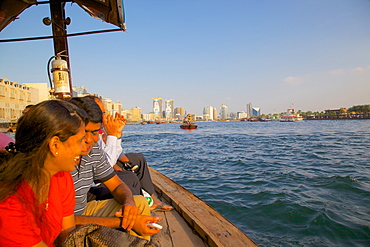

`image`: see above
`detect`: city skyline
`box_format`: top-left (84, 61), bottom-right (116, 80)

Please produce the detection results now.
top-left (0, 1), bottom-right (369, 115)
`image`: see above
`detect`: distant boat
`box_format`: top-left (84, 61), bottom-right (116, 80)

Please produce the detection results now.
top-left (280, 108), bottom-right (303, 122)
top-left (260, 118), bottom-right (272, 122)
top-left (180, 114), bottom-right (198, 129)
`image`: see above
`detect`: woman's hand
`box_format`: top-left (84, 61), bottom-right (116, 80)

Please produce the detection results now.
top-left (114, 212), bottom-right (162, 236)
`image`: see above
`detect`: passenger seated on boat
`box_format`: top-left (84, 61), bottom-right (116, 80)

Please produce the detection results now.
top-left (69, 97), bottom-right (161, 241)
top-left (85, 95), bottom-right (173, 211)
top-left (0, 100), bottom-right (88, 246)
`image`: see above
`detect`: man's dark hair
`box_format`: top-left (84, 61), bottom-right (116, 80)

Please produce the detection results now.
top-left (68, 97), bottom-right (103, 123)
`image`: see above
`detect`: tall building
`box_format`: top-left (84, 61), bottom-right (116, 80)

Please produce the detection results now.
top-left (203, 106), bottom-right (214, 121)
top-left (246, 102), bottom-right (253, 118)
top-left (164, 99), bottom-right (174, 120)
top-left (252, 107), bottom-right (261, 116)
top-left (213, 107), bottom-right (218, 120)
top-left (220, 104), bottom-right (228, 120)
top-left (152, 98), bottom-right (162, 119)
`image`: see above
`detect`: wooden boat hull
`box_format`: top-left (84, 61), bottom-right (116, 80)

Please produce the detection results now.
top-left (149, 167), bottom-right (258, 247)
top-left (180, 124), bottom-right (198, 129)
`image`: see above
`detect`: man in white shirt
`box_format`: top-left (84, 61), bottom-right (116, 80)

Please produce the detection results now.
top-left (86, 96), bottom-right (172, 211)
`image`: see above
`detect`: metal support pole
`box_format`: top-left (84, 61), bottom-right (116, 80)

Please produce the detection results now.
top-left (49, 0), bottom-right (72, 99)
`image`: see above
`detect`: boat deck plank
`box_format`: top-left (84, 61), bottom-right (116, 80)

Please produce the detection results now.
top-left (150, 209), bottom-right (207, 247)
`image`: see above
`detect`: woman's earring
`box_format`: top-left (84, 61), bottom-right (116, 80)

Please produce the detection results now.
top-left (55, 152), bottom-right (58, 155)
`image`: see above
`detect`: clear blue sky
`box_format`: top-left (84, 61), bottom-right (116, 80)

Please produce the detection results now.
top-left (1, 0), bottom-right (369, 115)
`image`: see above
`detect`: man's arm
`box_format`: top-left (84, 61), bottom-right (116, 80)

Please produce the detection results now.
top-left (75, 215), bottom-right (122, 228)
top-left (54, 214), bottom-right (76, 246)
top-left (103, 175), bottom-right (140, 231)
top-left (101, 113), bottom-right (125, 167)
top-left (101, 134), bottom-right (122, 167)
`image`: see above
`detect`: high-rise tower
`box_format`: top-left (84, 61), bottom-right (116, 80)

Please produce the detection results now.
top-left (203, 106), bottom-right (214, 120)
top-left (246, 103), bottom-right (253, 118)
top-left (220, 104), bottom-right (228, 120)
top-left (164, 99), bottom-right (174, 120)
top-left (152, 98), bottom-right (162, 119)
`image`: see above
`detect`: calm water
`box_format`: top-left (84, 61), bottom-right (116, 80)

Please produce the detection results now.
top-left (123, 120), bottom-right (370, 247)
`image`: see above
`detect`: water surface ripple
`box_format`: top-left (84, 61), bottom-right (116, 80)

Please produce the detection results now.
top-left (123, 120), bottom-right (370, 247)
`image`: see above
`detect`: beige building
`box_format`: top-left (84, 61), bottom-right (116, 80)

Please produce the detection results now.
top-left (142, 112), bottom-right (156, 121)
top-left (22, 83), bottom-right (49, 103)
top-left (0, 78), bottom-right (48, 120)
top-left (103, 98), bottom-right (123, 116)
top-left (174, 107), bottom-right (185, 120)
top-left (127, 107), bottom-right (142, 122)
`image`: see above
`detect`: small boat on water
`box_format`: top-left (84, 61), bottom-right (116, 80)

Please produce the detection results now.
top-left (280, 108), bottom-right (303, 122)
top-left (180, 123), bottom-right (198, 129)
top-left (180, 114), bottom-right (198, 129)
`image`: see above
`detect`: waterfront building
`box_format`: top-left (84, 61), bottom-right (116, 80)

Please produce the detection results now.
top-left (121, 110), bottom-right (129, 120)
top-left (175, 107), bottom-right (185, 117)
top-left (142, 112), bottom-right (156, 121)
top-left (174, 114), bottom-right (182, 121)
top-left (128, 106), bottom-right (142, 122)
top-left (220, 104), bottom-right (228, 120)
top-left (195, 115), bottom-right (203, 121)
top-left (164, 99), bottom-right (174, 120)
top-left (229, 112), bottom-right (237, 120)
top-left (246, 103), bottom-right (253, 118)
top-left (153, 98), bottom-right (163, 119)
top-left (22, 83), bottom-right (49, 102)
top-left (103, 98), bottom-right (123, 116)
top-left (213, 107), bottom-right (218, 120)
top-left (237, 111), bottom-right (247, 119)
top-left (0, 78), bottom-right (48, 120)
top-left (203, 106), bottom-right (214, 121)
top-left (252, 107), bottom-right (261, 116)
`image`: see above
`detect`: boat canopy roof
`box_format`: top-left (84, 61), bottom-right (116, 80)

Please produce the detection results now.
top-left (0, 0), bottom-right (126, 32)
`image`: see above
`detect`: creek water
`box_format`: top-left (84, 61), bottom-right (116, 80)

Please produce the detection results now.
top-left (123, 120), bottom-right (370, 247)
